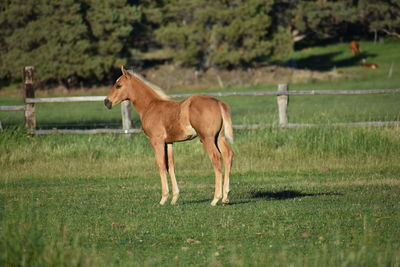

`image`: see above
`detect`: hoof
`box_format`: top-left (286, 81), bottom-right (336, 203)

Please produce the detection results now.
top-left (171, 194), bottom-right (179, 205)
top-left (222, 198), bottom-right (230, 205)
top-left (159, 197), bottom-right (168, 205)
top-left (211, 198), bottom-right (220, 206)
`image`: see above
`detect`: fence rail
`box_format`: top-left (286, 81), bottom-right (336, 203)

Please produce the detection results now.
top-left (0, 105), bottom-right (26, 111)
top-left (233, 121), bottom-right (400, 130)
top-left (25, 96), bottom-right (105, 104)
top-left (1, 66), bottom-right (400, 134)
top-left (24, 88), bottom-right (400, 104)
top-left (169, 88), bottom-right (400, 98)
top-left (31, 128), bottom-right (143, 135)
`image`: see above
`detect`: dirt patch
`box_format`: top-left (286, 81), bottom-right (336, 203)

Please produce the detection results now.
top-left (142, 65), bottom-right (345, 92)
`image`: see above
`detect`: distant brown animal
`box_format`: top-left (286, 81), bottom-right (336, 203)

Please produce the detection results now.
top-left (360, 63), bottom-right (378, 69)
top-left (349, 41), bottom-right (360, 56)
top-left (104, 66), bottom-right (234, 206)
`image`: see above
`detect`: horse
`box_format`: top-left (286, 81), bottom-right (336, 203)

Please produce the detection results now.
top-left (349, 41), bottom-right (360, 56)
top-left (104, 66), bottom-right (234, 206)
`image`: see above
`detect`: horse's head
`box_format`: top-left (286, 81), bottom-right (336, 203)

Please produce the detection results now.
top-left (104, 66), bottom-right (132, 109)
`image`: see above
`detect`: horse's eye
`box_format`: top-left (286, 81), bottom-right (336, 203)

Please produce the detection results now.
top-left (116, 84), bottom-right (122, 89)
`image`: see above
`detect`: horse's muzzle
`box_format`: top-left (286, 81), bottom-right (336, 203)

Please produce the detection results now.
top-left (104, 98), bottom-right (113, 109)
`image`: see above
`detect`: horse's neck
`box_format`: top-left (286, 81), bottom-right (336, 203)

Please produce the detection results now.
top-left (128, 78), bottom-right (163, 118)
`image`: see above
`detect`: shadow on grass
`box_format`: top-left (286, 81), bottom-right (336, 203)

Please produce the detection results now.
top-left (286, 51), bottom-right (377, 71)
top-left (251, 190), bottom-right (342, 200)
top-left (182, 190), bottom-right (341, 205)
top-left (35, 118), bottom-right (142, 130)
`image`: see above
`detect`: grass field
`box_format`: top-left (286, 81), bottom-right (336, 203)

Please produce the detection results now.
top-left (1, 40), bottom-right (400, 266)
top-left (1, 126), bottom-right (399, 266)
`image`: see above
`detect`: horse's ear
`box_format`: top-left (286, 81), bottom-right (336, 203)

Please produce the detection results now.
top-left (121, 65), bottom-right (131, 78)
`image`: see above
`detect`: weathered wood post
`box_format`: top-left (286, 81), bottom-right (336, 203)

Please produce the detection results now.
top-left (121, 100), bottom-right (132, 134)
top-left (23, 66), bottom-right (36, 130)
top-left (277, 83), bottom-right (289, 126)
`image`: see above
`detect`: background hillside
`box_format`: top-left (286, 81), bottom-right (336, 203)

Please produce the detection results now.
top-left (1, 0), bottom-right (399, 88)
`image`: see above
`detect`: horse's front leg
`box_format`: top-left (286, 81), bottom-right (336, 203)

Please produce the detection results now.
top-left (150, 140), bottom-right (169, 205)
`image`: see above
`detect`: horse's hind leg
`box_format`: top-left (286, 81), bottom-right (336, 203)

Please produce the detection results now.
top-left (202, 137), bottom-right (223, 206)
top-left (218, 135), bottom-right (233, 204)
top-left (167, 143), bottom-right (180, 205)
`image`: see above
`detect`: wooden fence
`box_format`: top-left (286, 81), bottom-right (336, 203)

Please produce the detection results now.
top-left (1, 66), bottom-right (400, 134)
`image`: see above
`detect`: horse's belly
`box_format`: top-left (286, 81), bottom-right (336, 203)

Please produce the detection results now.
top-left (166, 125), bottom-right (197, 143)
top-left (183, 125), bottom-right (198, 140)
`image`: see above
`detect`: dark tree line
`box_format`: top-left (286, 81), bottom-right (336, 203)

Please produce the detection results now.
top-left (1, 0), bottom-right (399, 86)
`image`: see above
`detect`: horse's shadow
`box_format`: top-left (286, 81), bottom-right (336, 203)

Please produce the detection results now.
top-left (182, 190), bottom-right (341, 205)
top-left (251, 190), bottom-right (341, 200)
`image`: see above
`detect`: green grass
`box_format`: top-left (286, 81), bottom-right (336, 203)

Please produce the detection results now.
top-left (1, 40), bottom-right (400, 266)
top-left (1, 92), bottom-right (399, 129)
top-left (1, 126), bottom-right (399, 266)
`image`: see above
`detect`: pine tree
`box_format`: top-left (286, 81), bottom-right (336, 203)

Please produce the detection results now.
top-left (0, 0), bottom-right (141, 86)
top-left (358, 0), bottom-right (400, 39)
top-left (83, 0), bottom-right (141, 81)
top-left (155, 0), bottom-right (274, 69)
top-left (291, 1), bottom-right (359, 46)
top-left (0, 0), bottom-right (91, 85)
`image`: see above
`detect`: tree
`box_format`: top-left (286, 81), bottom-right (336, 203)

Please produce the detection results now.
top-left (291, 0), bottom-right (360, 46)
top-left (0, 0), bottom-right (91, 85)
top-left (287, 0), bottom-right (400, 47)
top-left (0, 0), bottom-right (141, 86)
top-left (357, 0), bottom-right (400, 40)
top-left (155, 0), bottom-right (275, 69)
top-left (83, 0), bottom-right (141, 81)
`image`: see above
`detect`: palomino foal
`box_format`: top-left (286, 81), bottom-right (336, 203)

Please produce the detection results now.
top-left (104, 67), bottom-right (233, 206)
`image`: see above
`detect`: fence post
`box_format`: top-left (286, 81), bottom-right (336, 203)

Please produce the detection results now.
top-left (121, 100), bottom-right (132, 134)
top-left (24, 66), bottom-right (36, 130)
top-left (277, 83), bottom-right (289, 126)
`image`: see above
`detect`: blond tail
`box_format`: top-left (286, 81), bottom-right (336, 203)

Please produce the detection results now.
top-left (219, 101), bottom-right (234, 144)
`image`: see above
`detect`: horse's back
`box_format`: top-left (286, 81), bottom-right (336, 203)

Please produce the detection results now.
top-left (187, 94), bottom-right (222, 118)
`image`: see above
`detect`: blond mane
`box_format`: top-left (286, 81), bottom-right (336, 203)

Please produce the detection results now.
top-left (129, 70), bottom-right (170, 100)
